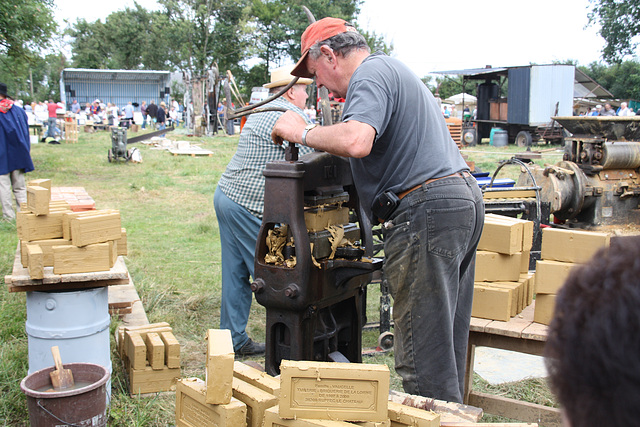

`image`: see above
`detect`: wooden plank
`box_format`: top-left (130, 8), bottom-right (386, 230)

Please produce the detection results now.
top-left (388, 390), bottom-right (482, 424)
top-left (125, 331), bottom-right (148, 370)
top-left (467, 391), bottom-right (561, 427)
top-left (26, 185), bottom-right (50, 216)
top-left (484, 315), bottom-right (531, 339)
top-left (8, 252), bottom-right (128, 288)
top-left (26, 244), bottom-right (44, 280)
top-left (70, 212), bottom-right (121, 247)
top-left (521, 321), bottom-right (548, 342)
top-left (206, 329), bottom-right (234, 405)
top-left (108, 281), bottom-right (139, 309)
top-left (483, 190), bottom-right (536, 200)
top-left (8, 277), bottom-right (127, 293)
top-left (469, 317), bottom-right (492, 333)
top-left (62, 209), bottom-right (118, 240)
top-left (53, 242), bottom-right (113, 274)
top-left (28, 178), bottom-right (51, 190)
top-left (145, 332), bottom-right (165, 370)
top-left (471, 285), bottom-right (512, 322)
top-left (21, 238), bottom-right (72, 268)
top-left (17, 210), bottom-right (67, 241)
top-left (128, 363), bottom-right (180, 395)
top-left (160, 331), bottom-right (180, 369)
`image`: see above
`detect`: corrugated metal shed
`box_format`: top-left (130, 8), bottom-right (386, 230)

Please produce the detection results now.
top-left (60, 68), bottom-right (171, 110)
top-left (507, 67), bottom-right (531, 125)
top-left (529, 65), bottom-right (574, 125)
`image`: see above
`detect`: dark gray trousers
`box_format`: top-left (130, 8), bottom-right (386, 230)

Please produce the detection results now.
top-left (383, 173), bottom-right (484, 402)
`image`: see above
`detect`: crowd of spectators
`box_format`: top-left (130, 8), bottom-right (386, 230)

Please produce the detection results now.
top-left (19, 98), bottom-right (185, 137)
top-left (584, 102), bottom-right (636, 116)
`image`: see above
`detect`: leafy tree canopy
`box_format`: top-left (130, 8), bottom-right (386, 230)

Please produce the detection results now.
top-left (580, 59), bottom-right (640, 100)
top-left (588, 0), bottom-right (640, 63)
top-left (0, 0), bottom-right (57, 62)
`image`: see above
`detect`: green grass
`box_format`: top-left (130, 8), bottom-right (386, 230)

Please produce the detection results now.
top-left (0, 133), bottom-right (560, 424)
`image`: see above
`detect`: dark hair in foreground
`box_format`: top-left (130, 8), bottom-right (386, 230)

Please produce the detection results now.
top-left (545, 236), bottom-right (640, 427)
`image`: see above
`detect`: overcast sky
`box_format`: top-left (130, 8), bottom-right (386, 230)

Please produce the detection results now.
top-left (54, 0), bottom-right (608, 77)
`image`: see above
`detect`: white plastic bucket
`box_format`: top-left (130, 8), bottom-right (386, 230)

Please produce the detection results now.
top-left (25, 287), bottom-right (112, 386)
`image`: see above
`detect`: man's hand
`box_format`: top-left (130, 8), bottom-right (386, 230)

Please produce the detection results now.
top-left (271, 111), bottom-right (307, 146)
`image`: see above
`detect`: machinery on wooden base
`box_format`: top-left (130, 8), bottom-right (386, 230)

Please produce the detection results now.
top-left (517, 116), bottom-right (640, 228)
top-left (252, 148), bottom-right (382, 375)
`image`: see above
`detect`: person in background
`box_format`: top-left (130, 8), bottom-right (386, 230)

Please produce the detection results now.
top-left (46, 98), bottom-right (59, 141)
top-left (545, 237), bottom-right (640, 427)
top-left (70, 99), bottom-right (80, 115)
top-left (123, 101), bottom-right (134, 128)
top-left (271, 18), bottom-right (484, 402)
top-left (157, 101), bottom-right (167, 136)
top-left (140, 101), bottom-right (148, 129)
top-left (0, 82), bottom-right (35, 221)
top-left (214, 65), bottom-right (314, 355)
top-left (90, 99), bottom-right (101, 122)
top-left (600, 103), bottom-right (616, 116)
top-left (147, 100), bottom-right (158, 129)
top-left (169, 106), bottom-right (178, 127)
top-left (618, 102), bottom-right (635, 117)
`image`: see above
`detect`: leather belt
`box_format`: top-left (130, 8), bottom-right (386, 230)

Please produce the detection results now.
top-left (397, 171), bottom-right (469, 200)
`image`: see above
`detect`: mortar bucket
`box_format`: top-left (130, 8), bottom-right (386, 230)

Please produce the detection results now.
top-left (20, 362), bottom-right (109, 426)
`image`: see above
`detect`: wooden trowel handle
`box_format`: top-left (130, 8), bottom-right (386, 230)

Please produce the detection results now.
top-left (51, 346), bottom-right (63, 371)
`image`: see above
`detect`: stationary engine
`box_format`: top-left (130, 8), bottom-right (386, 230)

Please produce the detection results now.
top-left (517, 117), bottom-right (640, 227)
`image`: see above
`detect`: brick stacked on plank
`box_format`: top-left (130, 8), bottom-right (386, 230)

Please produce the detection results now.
top-left (116, 322), bottom-right (181, 395)
top-left (533, 228), bottom-right (610, 325)
top-left (175, 329), bottom-right (441, 427)
top-left (17, 179), bottom-right (127, 277)
top-left (472, 214), bottom-right (535, 322)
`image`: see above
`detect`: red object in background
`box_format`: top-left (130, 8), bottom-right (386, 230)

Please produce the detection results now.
top-left (240, 116), bottom-right (247, 132)
top-left (51, 187), bottom-right (96, 212)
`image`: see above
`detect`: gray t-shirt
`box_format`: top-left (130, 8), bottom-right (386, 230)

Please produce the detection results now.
top-left (342, 52), bottom-right (468, 219)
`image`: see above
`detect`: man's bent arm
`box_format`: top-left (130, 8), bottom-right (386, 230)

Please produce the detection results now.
top-left (271, 110), bottom-right (375, 158)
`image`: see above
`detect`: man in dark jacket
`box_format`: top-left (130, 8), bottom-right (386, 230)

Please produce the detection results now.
top-left (0, 82), bottom-right (35, 221)
top-left (147, 100), bottom-right (159, 129)
top-left (157, 102), bottom-right (167, 136)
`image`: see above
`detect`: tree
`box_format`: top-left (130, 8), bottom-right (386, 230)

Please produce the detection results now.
top-left (588, 0), bottom-right (640, 63)
top-left (0, 0), bottom-right (57, 62)
top-left (580, 60), bottom-right (640, 100)
top-left (66, 6), bottom-right (171, 70)
top-left (0, 0), bottom-right (57, 98)
top-left (158, 0), bottom-right (248, 75)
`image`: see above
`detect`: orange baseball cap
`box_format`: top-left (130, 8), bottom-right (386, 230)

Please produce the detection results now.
top-left (291, 17), bottom-right (357, 78)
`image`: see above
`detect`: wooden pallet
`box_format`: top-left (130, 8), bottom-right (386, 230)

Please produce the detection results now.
top-left (5, 245), bottom-right (128, 292)
top-left (168, 148), bottom-right (213, 157)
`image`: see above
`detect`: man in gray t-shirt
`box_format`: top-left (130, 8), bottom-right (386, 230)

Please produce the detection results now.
top-left (272, 18), bottom-right (484, 403)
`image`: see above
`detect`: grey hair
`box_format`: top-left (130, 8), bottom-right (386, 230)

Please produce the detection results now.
top-left (308, 30), bottom-right (370, 60)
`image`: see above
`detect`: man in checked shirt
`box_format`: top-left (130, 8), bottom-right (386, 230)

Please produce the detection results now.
top-left (213, 65), bottom-right (314, 356)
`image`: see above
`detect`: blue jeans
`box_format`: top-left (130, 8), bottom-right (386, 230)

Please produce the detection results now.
top-left (213, 187), bottom-right (262, 350)
top-left (382, 172), bottom-right (484, 402)
top-left (142, 115), bottom-right (147, 129)
top-left (159, 122), bottom-right (166, 136)
top-left (47, 117), bottom-right (58, 138)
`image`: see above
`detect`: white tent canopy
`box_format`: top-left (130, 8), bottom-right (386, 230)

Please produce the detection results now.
top-left (445, 93), bottom-right (477, 103)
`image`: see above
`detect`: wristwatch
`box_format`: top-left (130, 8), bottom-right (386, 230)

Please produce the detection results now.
top-left (301, 123), bottom-right (318, 146)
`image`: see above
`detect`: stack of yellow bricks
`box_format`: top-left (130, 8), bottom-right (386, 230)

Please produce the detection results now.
top-left (117, 322), bottom-right (181, 395)
top-left (533, 228), bottom-right (610, 325)
top-left (17, 179), bottom-right (127, 278)
top-left (175, 329), bottom-right (441, 427)
top-left (472, 214), bottom-right (535, 322)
